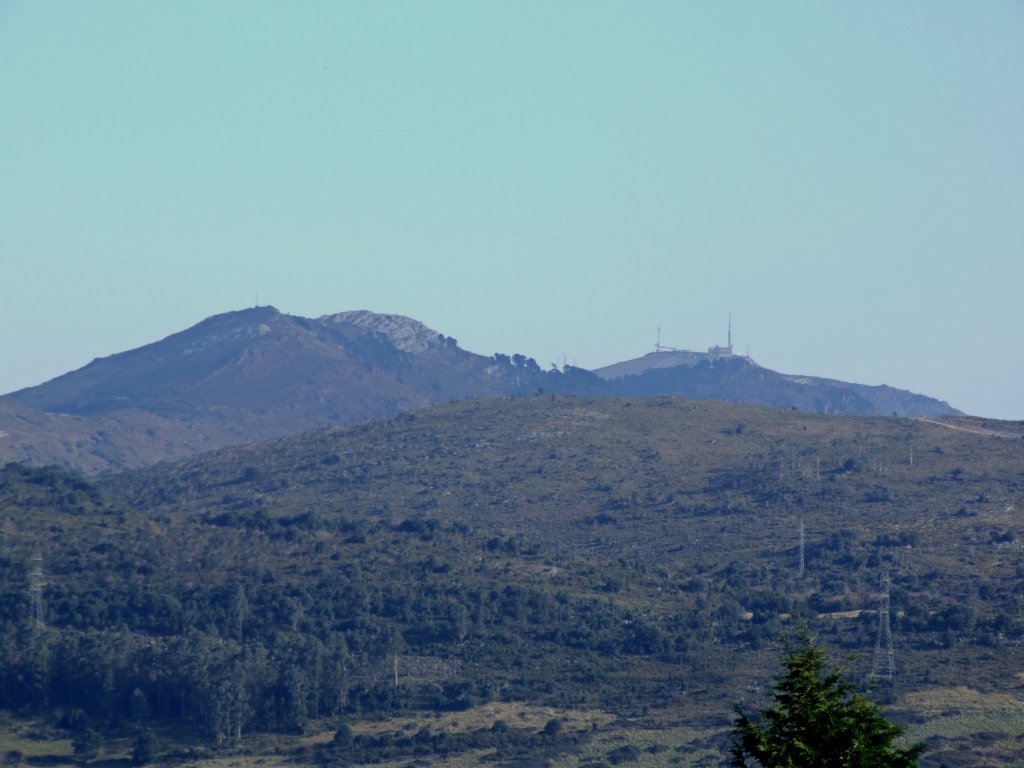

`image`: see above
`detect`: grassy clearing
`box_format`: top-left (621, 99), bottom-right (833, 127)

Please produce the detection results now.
top-left (0, 717), bottom-right (72, 762)
top-left (901, 686), bottom-right (1024, 742)
top-left (552, 724), bottom-right (727, 768)
top-left (893, 686), bottom-right (1024, 766)
top-left (331, 749), bottom-right (496, 768)
top-left (0, 707), bottom-right (725, 768)
top-left (902, 686), bottom-right (1024, 714)
top-left (175, 757), bottom-right (295, 768)
top-left (166, 704), bottom-right (618, 768)
top-left (346, 701), bottom-right (615, 739)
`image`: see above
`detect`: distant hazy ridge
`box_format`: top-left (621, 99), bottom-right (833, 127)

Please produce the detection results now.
top-left (0, 306), bottom-right (960, 472)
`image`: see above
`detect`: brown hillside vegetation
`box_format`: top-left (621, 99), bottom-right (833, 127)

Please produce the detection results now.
top-left (109, 395), bottom-right (1021, 575)
top-left (2, 395), bottom-right (1022, 767)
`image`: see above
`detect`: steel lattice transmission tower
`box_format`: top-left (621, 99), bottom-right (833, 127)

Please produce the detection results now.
top-left (29, 549), bottom-right (46, 629)
top-left (871, 571), bottom-right (895, 680)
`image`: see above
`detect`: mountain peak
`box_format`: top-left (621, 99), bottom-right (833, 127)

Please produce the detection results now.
top-left (319, 310), bottom-right (450, 354)
top-left (1, 307), bottom-right (965, 473)
top-left (174, 305), bottom-right (284, 356)
top-left (594, 349), bottom-right (759, 380)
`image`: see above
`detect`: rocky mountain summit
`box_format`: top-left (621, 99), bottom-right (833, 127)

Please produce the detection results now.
top-left (0, 306), bottom-right (960, 472)
top-left (320, 310), bottom-right (458, 353)
top-left (2, 306), bottom-right (512, 467)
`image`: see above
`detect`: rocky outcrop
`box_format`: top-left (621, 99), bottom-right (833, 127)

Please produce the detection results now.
top-left (320, 310), bottom-right (453, 354)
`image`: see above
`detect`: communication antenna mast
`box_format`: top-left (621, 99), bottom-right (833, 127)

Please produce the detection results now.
top-left (728, 313), bottom-right (732, 350)
top-left (871, 571), bottom-right (895, 680)
top-left (655, 325), bottom-right (680, 353)
top-left (29, 549), bottom-right (46, 629)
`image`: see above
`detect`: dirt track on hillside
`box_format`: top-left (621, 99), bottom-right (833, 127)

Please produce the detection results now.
top-left (917, 417), bottom-right (1024, 439)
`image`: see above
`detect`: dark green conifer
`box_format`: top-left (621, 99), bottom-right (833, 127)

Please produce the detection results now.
top-left (731, 633), bottom-right (924, 768)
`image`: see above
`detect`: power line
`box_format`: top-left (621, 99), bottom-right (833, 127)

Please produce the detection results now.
top-left (871, 571), bottom-right (895, 680)
top-left (29, 549), bottom-right (46, 629)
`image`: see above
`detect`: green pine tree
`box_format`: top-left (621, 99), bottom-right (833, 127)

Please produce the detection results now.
top-left (731, 633), bottom-right (924, 768)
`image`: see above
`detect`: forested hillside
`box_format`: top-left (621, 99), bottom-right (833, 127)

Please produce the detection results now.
top-left (1, 396), bottom-right (1022, 766)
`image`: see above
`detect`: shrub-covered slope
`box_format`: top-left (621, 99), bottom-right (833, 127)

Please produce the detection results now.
top-left (1, 396), bottom-right (1021, 765)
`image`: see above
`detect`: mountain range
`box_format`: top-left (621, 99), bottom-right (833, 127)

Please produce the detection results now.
top-left (1, 308), bottom-right (1021, 766)
top-left (0, 306), bottom-right (959, 472)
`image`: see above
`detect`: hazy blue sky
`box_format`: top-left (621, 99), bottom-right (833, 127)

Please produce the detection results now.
top-left (2, 2), bottom-right (1022, 418)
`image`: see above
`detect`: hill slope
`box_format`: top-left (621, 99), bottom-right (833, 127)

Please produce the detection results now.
top-left (0, 307), bottom-right (550, 470)
top-left (2, 395), bottom-right (1022, 765)
top-left (1, 308), bottom-right (959, 473)
top-left (597, 350), bottom-right (960, 418)
top-left (7, 306), bottom-right (508, 422)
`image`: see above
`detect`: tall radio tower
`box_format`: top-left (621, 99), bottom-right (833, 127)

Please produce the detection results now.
top-left (871, 571), bottom-right (895, 680)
